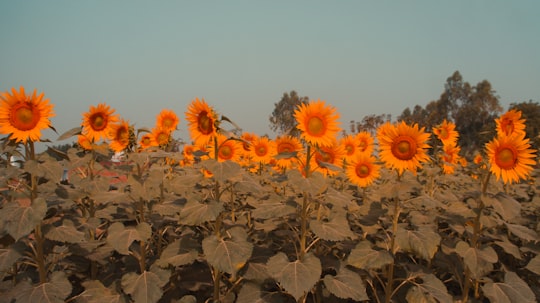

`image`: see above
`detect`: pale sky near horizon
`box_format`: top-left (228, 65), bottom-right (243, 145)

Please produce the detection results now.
top-left (1, 1), bottom-right (539, 148)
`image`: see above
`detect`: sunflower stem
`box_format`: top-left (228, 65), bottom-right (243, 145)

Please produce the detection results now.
top-left (384, 194), bottom-right (400, 303)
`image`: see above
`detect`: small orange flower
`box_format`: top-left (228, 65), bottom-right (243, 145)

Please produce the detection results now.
top-left (185, 98), bottom-right (217, 145)
top-left (250, 136), bottom-right (276, 164)
top-left (108, 119), bottom-right (131, 152)
top-left (485, 133), bottom-right (536, 184)
top-left (340, 135), bottom-right (360, 163)
top-left (495, 109), bottom-right (526, 137)
top-left (208, 134), bottom-right (241, 162)
top-left (294, 100), bottom-right (340, 147)
top-left (440, 144), bottom-right (462, 174)
top-left (82, 103), bottom-right (118, 142)
top-left (152, 127), bottom-right (171, 147)
top-left (377, 121), bottom-right (431, 175)
top-left (355, 131), bottom-right (375, 155)
top-left (77, 135), bottom-right (93, 151)
top-left (0, 86), bottom-right (55, 143)
top-left (274, 135), bottom-right (302, 170)
top-left (139, 133), bottom-right (157, 150)
top-left (156, 109), bottom-right (179, 132)
top-left (433, 120), bottom-right (459, 146)
top-left (313, 141), bottom-right (345, 176)
top-left (346, 154), bottom-right (381, 187)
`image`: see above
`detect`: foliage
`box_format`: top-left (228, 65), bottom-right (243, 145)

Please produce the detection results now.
top-left (509, 100), bottom-right (540, 150)
top-left (268, 90), bottom-right (308, 135)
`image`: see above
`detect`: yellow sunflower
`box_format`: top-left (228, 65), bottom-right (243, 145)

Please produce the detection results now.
top-left (340, 135), bottom-right (360, 163)
top-left (377, 121), bottom-right (431, 175)
top-left (355, 131), bottom-right (375, 155)
top-left (139, 133), bottom-right (157, 150)
top-left (250, 136), bottom-right (276, 164)
top-left (156, 109), bottom-right (179, 132)
top-left (433, 119), bottom-right (459, 146)
top-left (274, 135), bottom-right (302, 171)
top-left (313, 141), bottom-right (345, 177)
top-left (81, 103), bottom-right (118, 142)
top-left (152, 127), bottom-right (171, 147)
top-left (208, 134), bottom-right (241, 162)
top-left (108, 119), bottom-right (132, 152)
top-left (485, 133), bottom-right (536, 184)
top-left (495, 109), bottom-right (526, 137)
top-left (440, 144), bottom-right (462, 174)
top-left (185, 98), bottom-right (218, 145)
top-left (294, 99), bottom-right (340, 147)
top-left (0, 86), bottom-right (55, 143)
top-left (77, 134), bottom-right (93, 151)
top-left (346, 154), bottom-right (381, 187)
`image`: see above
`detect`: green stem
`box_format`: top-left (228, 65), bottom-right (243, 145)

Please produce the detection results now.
top-left (299, 192), bottom-right (310, 260)
top-left (385, 195), bottom-right (400, 303)
top-left (35, 223), bottom-right (47, 284)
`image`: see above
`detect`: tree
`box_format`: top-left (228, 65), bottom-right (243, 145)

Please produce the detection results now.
top-left (509, 100), bottom-right (540, 150)
top-left (269, 91), bottom-right (308, 135)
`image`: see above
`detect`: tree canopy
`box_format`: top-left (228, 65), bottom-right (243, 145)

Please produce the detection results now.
top-left (268, 90), bottom-right (308, 136)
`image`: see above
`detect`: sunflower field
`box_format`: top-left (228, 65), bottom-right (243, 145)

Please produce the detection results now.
top-left (0, 86), bottom-right (539, 303)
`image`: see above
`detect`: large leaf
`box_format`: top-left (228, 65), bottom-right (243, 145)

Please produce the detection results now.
top-left (77, 280), bottom-right (127, 303)
top-left (156, 238), bottom-right (198, 268)
top-left (57, 126), bottom-right (82, 141)
top-left (44, 219), bottom-right (86, 243)
top-left (346, 240), bottom-right (393, 270)
top-left (0, 242), bottom-right (24, 277)
top-left (121, 267), bottom-right (169, 303)
top-left (455, 241), bottom-right (498, 279)
top-left (203, 159), bottom-right (243, 183)
top-left (106, 222), bottom-right (152, 255)
top-left (323, 265), bottom-right (368, 301)
top-left (167, 173), bottom-right (203, 195)
top-left (493, 236), bottom-right (522, 260)
top-left (11, 271), bottom-right (72, 303)
top-left (250, 195), bottom-right (296, 220)
top-left (236, 281), bottom-right (288, 303)
top-left (396, 225), bottom-right (441, 260)
top-left (406, 274), bottom-right (452, 303)
top-left (0, 197), bottom-right (47, 241)
top-left (266, 252), bottom-right (322, 301)
top-left (482, 271), bottom-right (536, 303)
top-left (525, 254), bottom-right (540, 275)
top-left (482, 193), bottom-right (520, 221)
top-left (504, 222), bottom-right (538, 242)
top-left (310, 211), bottom-right (355, 241)
top-left (179, 200), bottom-right (223, 225)
top-left (202, 226), bottom-right (253, 277)
top-left (287, 170), bottom-right (328, 196)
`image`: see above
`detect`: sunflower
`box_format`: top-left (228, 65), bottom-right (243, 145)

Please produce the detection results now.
top-left (208, 134), bottom-right (241, 162)
top-left (81, 103), bottom-right (118, 142)
top-left (156, 109), bottom-right (179, 132)
top-left (139, 133), bottom-right (157, 150)
top-left (152, 127), bottom-right (171, 147)
top-left (355, 131), bottom-right (375, 155)
top-left (0, 86), bottom-right (55, 143)
top-left (440, 144), bottom-right (462, 174)
top-left (495, 109), bottom-right (526, 137)
top-left (433, 119), bottom-right (459, 146)
top-left (250, 136), bottom-right (276, 164)
top-left (294, 99), bottom-right (340, 147)
top-left (274, 135), bottom-right (302, 171)
top-left (313, 141), bottom-right (345, 176)
top-left (77, 134), bottom-right (93, 151)
top-left (108, 119), bottom-right (132, 152)
top-left (377, 121), bottom-right (431, 175)
top-left (185, 98), bottom-right (218, 145)
top-left (346, 154), bottom-right (381, 187)
top-left (181, 144), bottom-right (196, 165)
top-left (485, 133), bottom-right (536, 184)
top-left (340, 135), bottom-right (360, 163)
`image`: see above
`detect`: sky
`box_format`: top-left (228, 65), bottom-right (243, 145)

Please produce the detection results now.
top-left (1, 1), bottom-right (539, 149)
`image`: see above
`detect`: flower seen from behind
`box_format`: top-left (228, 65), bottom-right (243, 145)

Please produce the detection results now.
top-left (378, 121), bottom-right (431, 175)
top-left (495, 109), bottom-right (526, 137)
top-left (0, 86), bottom-right (55, 143)
top-left (82, 103), bottom-right (118, 142)
top-left (294, 99), bottom-right (340, 147)
top-left (485, 133), bottom-right (536, 184)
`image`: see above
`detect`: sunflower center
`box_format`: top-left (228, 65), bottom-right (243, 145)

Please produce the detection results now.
top-left (439, 128), bottom-right (449, 139)
top-left (356, 164), bottom-right (370, 178)
top-left (116, 128), bottom-right (129, 143)
top-left (345, 144), bottom-right (354, 155)
top-left (90, 114), bottom-right (107, 131)
top-left (307, 116), bottom-right (325, 136)
top-left (358, 141), bottom-right (367, 151)
top-left (157, 132), bottom-right (169, 145)
top-left (391, 135), bottom-right (417, 160)
top-left (219, 145), bottom-right (234, 160)
top-left (278, 143), bottom-right (293, 153)
top-left (163, 118), bottom-right (174, 128)
top-left (255, 145), bottom-right (267, 157)
top-left (198, 111), bottom-right (214, 135)
top-left (11, 103), bottom-right (40, 131)
top-left (495, 147), bottom-right (517, 170)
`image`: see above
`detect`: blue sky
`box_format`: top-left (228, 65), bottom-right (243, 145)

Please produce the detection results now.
top-left (1, 1), bottom-right (539, 147)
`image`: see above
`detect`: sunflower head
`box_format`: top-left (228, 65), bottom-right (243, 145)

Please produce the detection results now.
top-left (250, 136), bottom-right (276, 164)
top-left (77, 135), bottom-right (93, 151)
top-left (346, 154), bottom-right (381, 187)
top-left (185, 98), bottom-right (218, 145)
top-left (313, 141), bottom-right (345, 176)
top-left (109, 119), bottom-right (133, 152)
top-left (355, 131), bottom-right (375, 154)
top-left (156, 109), bottom-right (179, 132)
top-left (274, 135), bottom-right (302, 171)
top-left (433, 119), bottom-right (459, 146)
top-left (0, 86), bottom-right (55, 143)
top-left (209, 134), bottom-right (241, 162)
top-left (294, 99), bottom-right (341, 147)
top-left (495, 109), bottom-right (526, 137)
top-left (152, 127), bottom-right (172, 147)
top-left (485, 133), bottom-right (536, 184)
top-left (139, 133), bottom-right (157, 150)
top-left (81, 103), bottom-right (119, 142)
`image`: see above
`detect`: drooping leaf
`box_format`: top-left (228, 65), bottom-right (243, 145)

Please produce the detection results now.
top-left (11, 271), bottom-right (72, 303)
top-left (323, 188), bottom-right (355, 209)
top-left (237, 281), bottom-right (290, 303)
top-left (525, 254), bottom-right (540, 275)
top-left (0, 197), bottom-right (47, 241)
top-left (455, 241), bottom-right (498, 279)
top-left (0, 242), bottom-right (24, 274)
top-left (323, 265), bottom-right (368, 301)
top-left (167, 173), bottom-right (203, 195)
top-left (203, 159), bottom-right (243, 183)
top-left (482, 271), bottom-right (536, 303)
top-left (396, 225), bottom-right (441, 260)
top-left (243, 262), bottom-right (271, 282)
top-left (77, 280), bottom-right (127, 303)
top-left (287, 170), bottom-right (327, 196)
top-left (504, 222), bottom-right (538, 242)
top-left (151, 198), bottom-right (184, 216)
top-left (493, 236), bottom-right (522, 260)
top-left (406, 274), bottom-right (452, 303)
top-left (121, 267), bottom-right (169, 303)
top-left (44, 219), bottom-right (85, 243)
top-left (250, 196), bottom-right (296, 220)
top-left (106, 222), bottom-right (152, 255)
top-left (482, 193), bottom-right (520, 221)
top-left (57, 126), bottom-right (82, 141)
top-left (179, 200), bottom-right (223, 225)
top-left (346, 240), bottom-right (393, 270)
top-left (266, 252), bottom-right (322, 301)
top-left (202, 226), bottom-right (253, 277)
top-left (234, 174), bottom-right (265, 197)
top-left (310, 211), bottom-right (355, 241)
top-left (156, 238), bottom-right (198, 268)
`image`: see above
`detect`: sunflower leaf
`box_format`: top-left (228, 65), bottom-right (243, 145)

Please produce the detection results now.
top-left (179, 200), bottom-right (223, 225)
top-left (482, 271), bottom-right (536, 303)
top-left (406, 274), bottom-right (453, 303)
top-left (57, 126), bottom-right (82, 141)
top-left (396, 225), bottom-right (441, 260)
top-left (310, 211), bottom-right (355, 241)
top-left (0, 197), bottom-right (47, 241)
top-left (202, 226), bottom-right (253, 278)
top-left (455, 241), bottom-right (498, 279)
top-left (121, 267), bottom-right (169, 303)
top-left (346, 240), bottom-right (393, 270)
top-left (323, 265), bottom-right (368, 301)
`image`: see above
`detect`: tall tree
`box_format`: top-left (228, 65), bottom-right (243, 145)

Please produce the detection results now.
top-left (509, 100), bottom-right (540, 150)
top-left (269, 91), bottom-right (309, 135)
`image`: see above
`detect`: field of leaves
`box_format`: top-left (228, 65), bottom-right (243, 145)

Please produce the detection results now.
top-left (0, 143), bottom-right (539, 303)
